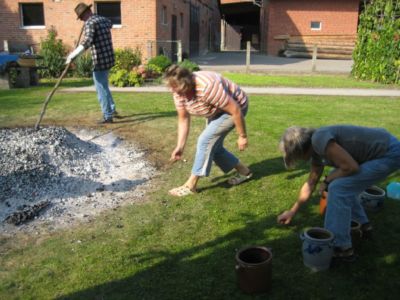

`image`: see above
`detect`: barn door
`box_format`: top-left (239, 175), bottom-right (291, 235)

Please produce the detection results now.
top-left (171, 14), bottom-right (178, 62)
top-left (189, 3), bottom-right (199, 56)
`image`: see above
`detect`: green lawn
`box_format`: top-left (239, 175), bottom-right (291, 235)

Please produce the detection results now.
top-left (0, 79), bottom-right (400, 299)
top-left (222, 72), bottom-right (400, 89)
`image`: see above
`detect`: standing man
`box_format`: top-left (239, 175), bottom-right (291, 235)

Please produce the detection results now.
top-left (66, 2), bottom-right (117, 124)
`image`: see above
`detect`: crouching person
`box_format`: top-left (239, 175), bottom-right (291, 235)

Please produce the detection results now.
top-left (277, 125), bottom-right (400, 261)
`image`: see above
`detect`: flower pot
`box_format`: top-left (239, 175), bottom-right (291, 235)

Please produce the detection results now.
top-left (235, 246), bottom-right (272, 294)
top-left (359, 186), bottom-right (385, 211)
top-left (300, 227), bottom-right (334, 272)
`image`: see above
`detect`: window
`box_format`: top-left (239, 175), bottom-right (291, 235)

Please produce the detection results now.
top-left (20, 3), bottom-right (45, 28)
top-left (310, 21), bottom-right (322, 31)
top-left (162, 6), bottom-right (167, 25)
top-left (180, 13), bottom-right (184, 28)
top-left (95, 1), bottom-right (121, 26)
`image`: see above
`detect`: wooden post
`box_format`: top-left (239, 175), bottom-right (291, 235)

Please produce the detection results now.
top-left (177, 40), bottom-right (182, 63)
top-left (246, 41), bottom-right (251, 73)
top-left (147, 41), bottom-right (153, 61)
top-left (221, 19), bottom-right (226, 51)
top-left (4, 40), bottom-right (9, 52)
top-left (311, 44), bottom-right (318, 72)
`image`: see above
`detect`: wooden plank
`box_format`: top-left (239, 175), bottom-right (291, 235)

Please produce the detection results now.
top-left (283, 50), bottom-right (352, 59)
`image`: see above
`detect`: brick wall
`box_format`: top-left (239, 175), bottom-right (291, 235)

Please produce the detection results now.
top-left (155, 0), bottom-right (221, 57)
top-left (0, 0), bottom-right (220, 60)
top-left (265, 0), bottom-right (360, 55)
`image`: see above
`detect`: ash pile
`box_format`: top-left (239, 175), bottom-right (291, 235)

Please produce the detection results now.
top-left (0, 126), bottom-right (156, 233)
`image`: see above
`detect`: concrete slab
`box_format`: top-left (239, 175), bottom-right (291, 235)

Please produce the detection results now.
top-left (191, 51), bottom-right (353, 74)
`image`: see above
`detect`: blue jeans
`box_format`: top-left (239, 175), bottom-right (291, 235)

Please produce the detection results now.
top-left (191, 107), bottom-right (248, 177)
top-left (93, 70), bottom-right (115, 120)
top-left (325, 135), bottom-right (400, 248)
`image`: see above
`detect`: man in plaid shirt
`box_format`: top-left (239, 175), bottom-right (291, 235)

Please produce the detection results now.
top-left (66, 2), bottom-right (117, 124)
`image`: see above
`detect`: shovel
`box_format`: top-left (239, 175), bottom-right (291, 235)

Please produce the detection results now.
top-left (35, 25), bottom-right (85, 131)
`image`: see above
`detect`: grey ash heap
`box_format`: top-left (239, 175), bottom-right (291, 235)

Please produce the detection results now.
top-left (0, 126), bottom-right (155, 232)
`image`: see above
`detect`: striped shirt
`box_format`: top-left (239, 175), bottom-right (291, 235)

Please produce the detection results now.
top-left (173, 71), bottom-right (248, 117)
top-left (81, 14), bottom-right (115, 71)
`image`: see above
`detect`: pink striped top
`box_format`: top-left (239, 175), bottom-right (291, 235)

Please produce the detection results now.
top-left (173, 71), bottom-right (248, 117)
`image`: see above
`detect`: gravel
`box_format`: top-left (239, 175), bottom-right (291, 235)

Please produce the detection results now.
top-left (0, 126), bottom-right (156, 234)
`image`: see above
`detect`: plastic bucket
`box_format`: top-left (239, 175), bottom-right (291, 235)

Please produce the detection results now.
top-left (300, 227), bottom-right (334, 272)
top-left (359, 186), bottom-right (385, 211)
top-left (235, 246), bottom-right (272, 294)
top-left (319, 191), bottom-right (328, 215)
top-left (387, 182), bottom-right (400, 201)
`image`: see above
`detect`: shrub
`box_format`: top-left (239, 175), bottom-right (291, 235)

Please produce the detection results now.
top-left (38, 27), bottom-right (67, 78)
top-left (352, 0), bottom-right (400, 84)
top-left (109, 70), bottom-right (128, 87)
top-left (178, 59), bottom-right (200, 72)
top-left (127, 71), bottom-right (143, 87)
top-left (147, 55), bottom-right (172, 74)
top-left (109, 69), bottom-right (143, 87)
top-left (74, 52), bottom-right (92, 78)
top-left (111, 47), bottom-right (141, 73)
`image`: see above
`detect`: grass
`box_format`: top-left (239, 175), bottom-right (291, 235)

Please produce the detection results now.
top-left (0, 78), bottom-right (400, 299)
top-left (222, 72), bottom-right (400, 89)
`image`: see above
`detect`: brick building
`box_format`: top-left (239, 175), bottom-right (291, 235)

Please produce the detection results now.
top-left (220, 0), bottom-right (361, 57)
top-left (0, 0), bottom-right (221, 60)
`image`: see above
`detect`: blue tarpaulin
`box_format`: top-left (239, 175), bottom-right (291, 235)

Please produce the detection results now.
top-left (0, 53), bottom-right (19, 73)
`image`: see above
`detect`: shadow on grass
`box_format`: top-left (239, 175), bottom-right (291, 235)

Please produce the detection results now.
top-left (199, 157), bottom-right (308, 193)
top-left (55, 200), bottom-right (400, 299)
top-left (55, 213), bottom-right (305, 299)
top-left (86, 111), bottom-right (176, 141)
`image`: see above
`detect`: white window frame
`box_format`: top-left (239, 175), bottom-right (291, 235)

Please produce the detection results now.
top-left (161, 6), bottom-right (168, 25)
top-left (310, 21), bottom-right (322, 31)
top-left (20, 2), bottom-right (45, 29)
top-left (95, 1), bottom-right (122, 27)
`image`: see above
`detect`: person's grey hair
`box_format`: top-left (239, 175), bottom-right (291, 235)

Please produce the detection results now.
top-left (279, 126), bottom-right (315, 169)
top-left (163, 65), bottom-right (194, 94)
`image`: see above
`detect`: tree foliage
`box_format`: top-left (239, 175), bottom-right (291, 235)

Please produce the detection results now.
top-left (352, 0), bottom-right (400, 84)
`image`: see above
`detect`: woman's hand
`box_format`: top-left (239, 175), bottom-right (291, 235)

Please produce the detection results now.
top-left (170, 146), bottom-right (184, 161)
top-left (237, 136), bottom-right (248, 151)
top-left (277, 210), bottom-right (296, 225)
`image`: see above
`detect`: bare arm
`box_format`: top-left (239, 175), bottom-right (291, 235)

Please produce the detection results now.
top-left (220, 98), bottom-right (248, 150)
top-left (277, 163), bottom-right (324, 224)
top-left (170, 108), bottom-right (190, 161)
top-left (318, 141), bottom-right (360, 192)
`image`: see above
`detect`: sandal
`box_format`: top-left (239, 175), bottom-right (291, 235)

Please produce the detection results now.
top-left (227, 172), bottom-right (253, 186)
top-left (168, 185), bottom-right (195, 197)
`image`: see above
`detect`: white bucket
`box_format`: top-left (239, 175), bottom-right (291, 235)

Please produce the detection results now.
top-left (300, 227), bottom-right (334, 272)
top-left (359, 185), bottom-right (386, 211)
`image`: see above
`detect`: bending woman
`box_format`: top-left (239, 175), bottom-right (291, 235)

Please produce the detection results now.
top-left (164, 65), bottom-right (252, 197)
top-left (277, 125), bottom-right (400, 260)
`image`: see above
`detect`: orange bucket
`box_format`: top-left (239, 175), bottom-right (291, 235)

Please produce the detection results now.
top-left (319, 191), bottom-right (327, 215)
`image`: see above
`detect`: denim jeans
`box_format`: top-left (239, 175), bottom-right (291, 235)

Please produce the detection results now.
top-left (325, 135), bottom-right (400, 248)
top-left (191, 107), bottom-right (248, 177)
top-left (93, 70), bottom-right (115, 120)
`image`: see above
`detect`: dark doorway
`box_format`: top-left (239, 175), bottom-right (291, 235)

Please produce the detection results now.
top-left (189, 3), bottom-right (200, 56)
top-left (221, 3), bottom-right (260, 51)
top-left (171, 14), bottom-right (177, 62)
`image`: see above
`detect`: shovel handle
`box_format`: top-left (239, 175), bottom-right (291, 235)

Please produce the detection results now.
top-left (35, 25), bottom-right (85, 130)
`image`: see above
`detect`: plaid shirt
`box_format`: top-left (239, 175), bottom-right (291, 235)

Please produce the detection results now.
top-left (81, 14), bottom-right (115, 71)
